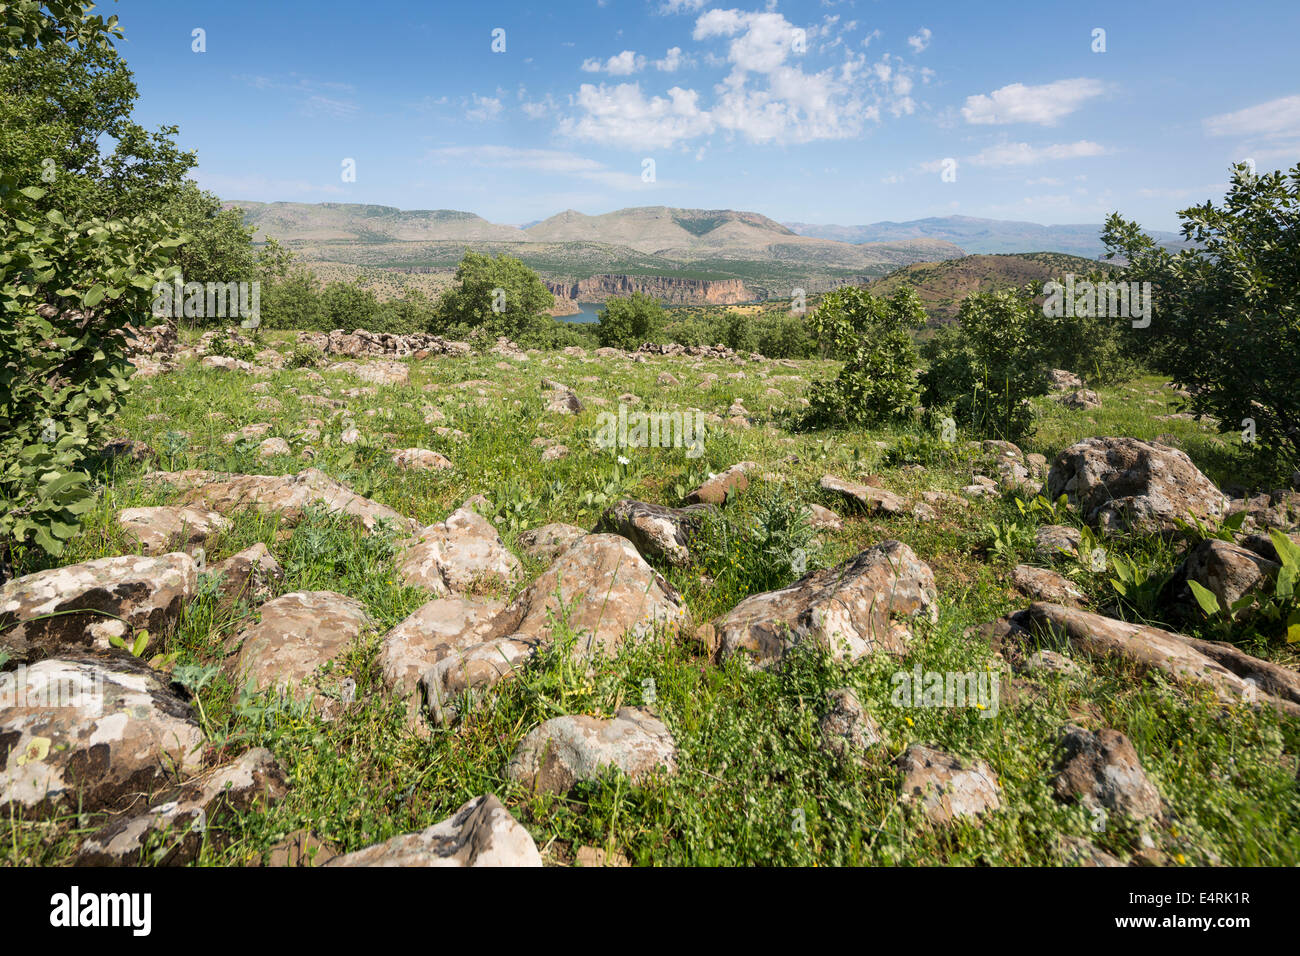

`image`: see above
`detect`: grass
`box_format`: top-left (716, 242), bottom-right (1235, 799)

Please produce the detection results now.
top-left (3, 330), bottom-right (1297, 866)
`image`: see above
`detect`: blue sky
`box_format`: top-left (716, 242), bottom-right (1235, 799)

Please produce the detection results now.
top-left (111, 0), bottom-right (1300, 231)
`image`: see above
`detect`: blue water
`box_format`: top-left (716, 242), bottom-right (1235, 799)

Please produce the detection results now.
top-left (560, 302), bottom-right (602, 324)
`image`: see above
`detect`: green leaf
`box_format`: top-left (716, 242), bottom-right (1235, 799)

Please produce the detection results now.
top-left (1188, 580), bottom-right (1222, 617)
top-left (83, 284), bottom-right (106, 307)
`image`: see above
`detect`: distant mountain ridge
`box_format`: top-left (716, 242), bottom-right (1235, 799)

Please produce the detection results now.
top-left (784, 214), bottom-right (1185, 259)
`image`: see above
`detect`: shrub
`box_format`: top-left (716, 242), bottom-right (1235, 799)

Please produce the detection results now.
top-left (800, 287), bottom-right (925, 428)
top-left (435, 251), bottom-right (555, 342)
top-left (1103, 163), bottom-right (1300, 476)
top-left (596, 292), bottom-right (665, 349)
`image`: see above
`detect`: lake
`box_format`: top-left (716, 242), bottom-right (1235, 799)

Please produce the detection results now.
top-left (560, 302), bottom-right (603, 324)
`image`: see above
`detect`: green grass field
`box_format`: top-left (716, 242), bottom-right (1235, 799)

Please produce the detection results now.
top-left (4, 332), bottom-right (1296, 866)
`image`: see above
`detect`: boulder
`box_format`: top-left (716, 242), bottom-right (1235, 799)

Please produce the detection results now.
top-left (0, 655), bottom-right (204, 815)
top-left (1184, 538), bottom-right (1278, 610)
top-left (421, 535), bottom-right (687, 723)
top-left (685, 463), bottom-right (757, 505)
top-left (896, 745), bottom-right (1001, 825)
top-left (148, 468), bottom-right (420, 535)
top-left (516, 523), bottom-right (587, 563)
top-left (820, 475), bottom-right (908, 515)
top-left (396, 507), bottom-right (522, 596)
top-left (717, 540), bottom-right (936, 668)
top-left (818, 687), bottom-right (882, 761)
top-left (595, 499), bottom-right (714, 567)
top-left (207, 543), bottom-right (283, 612)
top-left (1045, 438), bottom-right (1226, 533)
top-left (75, 748), bottom-right (288, 865)
top-left (508, 707), bottom-right (677, 794)
top-left (391, 448), bottom-right (453, 472)
top-left (1011, 565), bottom-right (1086, 605)
top-left (1034, 525), bottom-right (1081, 562)
top-left (1060, 389), bottom-right (1102, 410)
top-left (1, 553), bottom-right (196, 664)
top-left (227, 591), bottom-right (371, 712)
top-left (806, 503), bottom-right (843, 531)
top-left (1051, 725), bottom-right (1162, 820)
top-left (116, 506), bottom-right (229, 556)
top-left (380, 597), bottom-right (504, 701)
top-left (1048, 369), bottom-right (1083, 391)
top-left (326, 794), bottom-right (541, 867)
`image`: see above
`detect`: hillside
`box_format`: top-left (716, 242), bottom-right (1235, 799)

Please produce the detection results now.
top-left (867, 252), bottom-right (1117, 323)
top-left (228, 201), bottom-right (527, 243)
top-left (786, 215), bottom-right (1186, 259)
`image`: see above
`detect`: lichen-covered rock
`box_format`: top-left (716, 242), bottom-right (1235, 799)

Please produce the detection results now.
top-left (1184, 538), bottom-right (1278, 610)
top-left (896, 745), bottom-right (1001, 825)
top-left (806, 503), bottom-right (843, 531)
top-left (820, 475), bottom-right (907, 515)
top-left (717, 540), bottom-right (936, 668)
top-left (1011, 565), bottom-right (1086, 605)
top-left (0, 655), bottom-right (204, 815)
top-left (397, 507), bottom-right (522, 595)
top-left (685, 462), bottom-right (756, 505)
top-left (0, 553), bottom-right (196, 664)
top-left (1046, 437), bottom-right (1226, 533)
top-left (227, 591), bottom-right (371, 713)
top-left (327, 360), bottom-right (409, 386)
top-left (207, 543), bottom-right (283, 612)
top-left (421, 535), bottom-right (687, 723)
top-left (1035, 525), bottom-right (1082, 562)
top-left (147, 467), bottom-right (420, 535)
top-left (326, 794), bottom-right (541, 867)
top-left (1051, 725), bottom-right (1162, 821)
top-left (508, 707), bottom-right (677, 794)
top-left (596, 499), bottom-right (713, 567)
top-left (516, 523), bottom-right (587, 563)
top-left (818, 687), bottom-right (882, 761)
top-left (391, 448), bottom-right (452, 472)
top-left (381, 597), bottom-right (504, 701)
top-left (75, 747), bottom-right (288, 865)
top-left (117, 506), bottom-right (229, 555)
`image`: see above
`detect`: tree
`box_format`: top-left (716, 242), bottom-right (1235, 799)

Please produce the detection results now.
top-left (435, 251), bottom-right (555, 341)
top-left (1103, 164), bottom-right (1300, 475)
top-left (920, 287), bottom-right (1051, 441)
top-left (596, 292), bottom-right (665, 349)
top-left (801, 287), bottom-right (925, 428)
top-left (1, 2), bottom-right (185, 571)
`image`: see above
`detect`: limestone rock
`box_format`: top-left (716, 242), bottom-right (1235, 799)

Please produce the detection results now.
top-left (117, 506), bottom-right (229, 556)
top-left (820, 475), bottom-right (907, 515)
top-left (508, 706), bottom-right (677, 793)
top-left (596, 499), bottom-right (714, 567)
top-left (516, 523), bottom-right (587, 563)
top-left (1052, 725), bottom-right (1162, 820)
top-left (397, 507), bottom-right (522, 595)
top-left (896, 745), bottom-right (1001, 825)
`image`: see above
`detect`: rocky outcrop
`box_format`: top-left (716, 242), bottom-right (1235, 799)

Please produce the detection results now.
top-left (397, 507), bottom-right (522, 596)
top-left (546, 275), bottom-right (751, 306)
top-left (1, 553), bottom-right (196, 664)
top-left (596, 500), bottom-right (714, 567)
top-left (326, 794), bottom-right (542, 867)
top-left (296, 329), bottom-right (471, 358)
top-left (508, 707), bottom-right (677, 794)
top-left (1046, 437), bottom-right (1227, 533)
top-left (717, 540), bottom-right (937, 667)
top-left (0, 654), bottom-right (205, 815)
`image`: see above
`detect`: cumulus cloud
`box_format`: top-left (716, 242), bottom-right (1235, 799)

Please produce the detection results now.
top-left (961, 78), bottom-right (1105, 126)
top-left (558, 83), bottom-right (714, 149)
top-left (465, 94), bottom-right (503, 121)
top-left (1204, 94), bottom-right (1300, 139)
top-left (907, 28), bottom-right (931, 53)
top-left (654, 46), bottom-right (691, 71)
top-left (581, 50), bottom-right (647, 75)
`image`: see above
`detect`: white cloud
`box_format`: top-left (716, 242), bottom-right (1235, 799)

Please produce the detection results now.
top-left (582, 50), bottom-right (646, 75)
top-left (1204, 94), bottom-right (1300, 139)
top-left (237, 74), bottom-right (359, 119)
top-left (465, 94), bottom-right (502, 122)
top-left (961, 78), bottom-right (1105, 126)
top-left (654, 46), bottom-right (691, 71)
top-left (966, 140), bottom-right (1109, 166)
top-left (658, 0), bottom-right (705, 12)
top-left (558, 83), bottom-right (714, 149)
top-left (907, 28), bottom-right (931, 53)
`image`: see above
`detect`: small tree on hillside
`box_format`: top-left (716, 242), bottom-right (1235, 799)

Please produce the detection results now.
top-left (596, 292), bottom-right (665, 349)
top-left (436, 251), bottom-right (554, 342)
top-left (801, 286), bottom-right (926, 428)
top-left (1103, 163), bottom-right (1300, 475)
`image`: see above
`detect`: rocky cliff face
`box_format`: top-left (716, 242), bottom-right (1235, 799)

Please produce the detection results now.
top-left (547, 275), bottom-right (751, 306)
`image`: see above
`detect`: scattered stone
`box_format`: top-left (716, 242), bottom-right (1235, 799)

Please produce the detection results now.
top-left (596, 499), bottom-right (713, 567)
top-left (1052, 725), bottom-right (1162, 820)
top-left (397, 507), bottom-right (522, 595)
top-left (818, 687), bottom-right (882, 761)
top-left (806, 503), bottom-right (842, 531)
top-left (685, 462), bottom-right (756, 505)
top-left (1184, 538), bottom-right (1278, 610)
top-left (1021, 649), bottom-right (1082, 678)
top-left (117, 506), bottom-right (229, 556)
top-left (1046, 437), bottom-right (1226, 533)
top-left (1060, 389), bottom-right (1102, 410)
top-left (541, 443), bottom-right (569, 462)
top-left (226, 590), bottom-right (371, 714)
top-left (508, 707), bottom-right (677, 794)
top-left (921, 490), bottom-right (968, 510)
top-left (896, 745), bottom-right (1001, 825)
top-left (1048, 369), bottom-right (1083, 391)
top-left (76, 748), bottom-right (288, 865)
top-left (1, 553), bottom-right (196, 663)
top-left (0, 654), bottom-right (204, 815)
top-left (257, 436), bottom-right (291, 458)
top-left (221, 422), bottom-right (272, 444)
top-left (207, 543), bottom-right (283, 611)
top-left (1035, 525), bottom-right (1082, 562)
top-left (380, 597), bottom-right (505, 703)
top-left (717, 540), bottom-right (936, 668)
top-left (657, 372), bottom-right (681, 387)
top-left (1011, 565), bottom-right (1087, 605)
top-left (100, 439), bottom-right (157, 463)
top-left (820, 475), bottom-right (907, 515)
top-left (391, 448), bottom-right (453, 471)
top-left (516, 523), bottom-right (587, 563)
top-left (575, 845), bottom-right (631, 867)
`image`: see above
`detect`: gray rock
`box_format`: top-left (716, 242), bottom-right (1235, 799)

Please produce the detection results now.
top-left (516, 523), bottom-right (587, 563)
top-left (820, 475), bottom-right (907, 515)
top-left (818, 687), bottom-right (882, 760)
top-left (1052, 725), bottom-right (1162, 820)
top-left (896, 745), bottom-right (1001, 825)
top-left (596, 499), bottom-right (714, 567)
top-left (508, 706), bottom-right (677, 793)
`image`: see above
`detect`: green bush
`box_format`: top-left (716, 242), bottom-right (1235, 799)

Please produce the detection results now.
top-left (435, 251), bottom-right (555, 342)
top-left (920, 288), bottom-right (1050, 441)
top-left (1103, 163), bottom-right (1300, 475)
top-left (800, 287), bottom-right (925, 428)
top-left (596, 292), bottom-right (665, 349)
